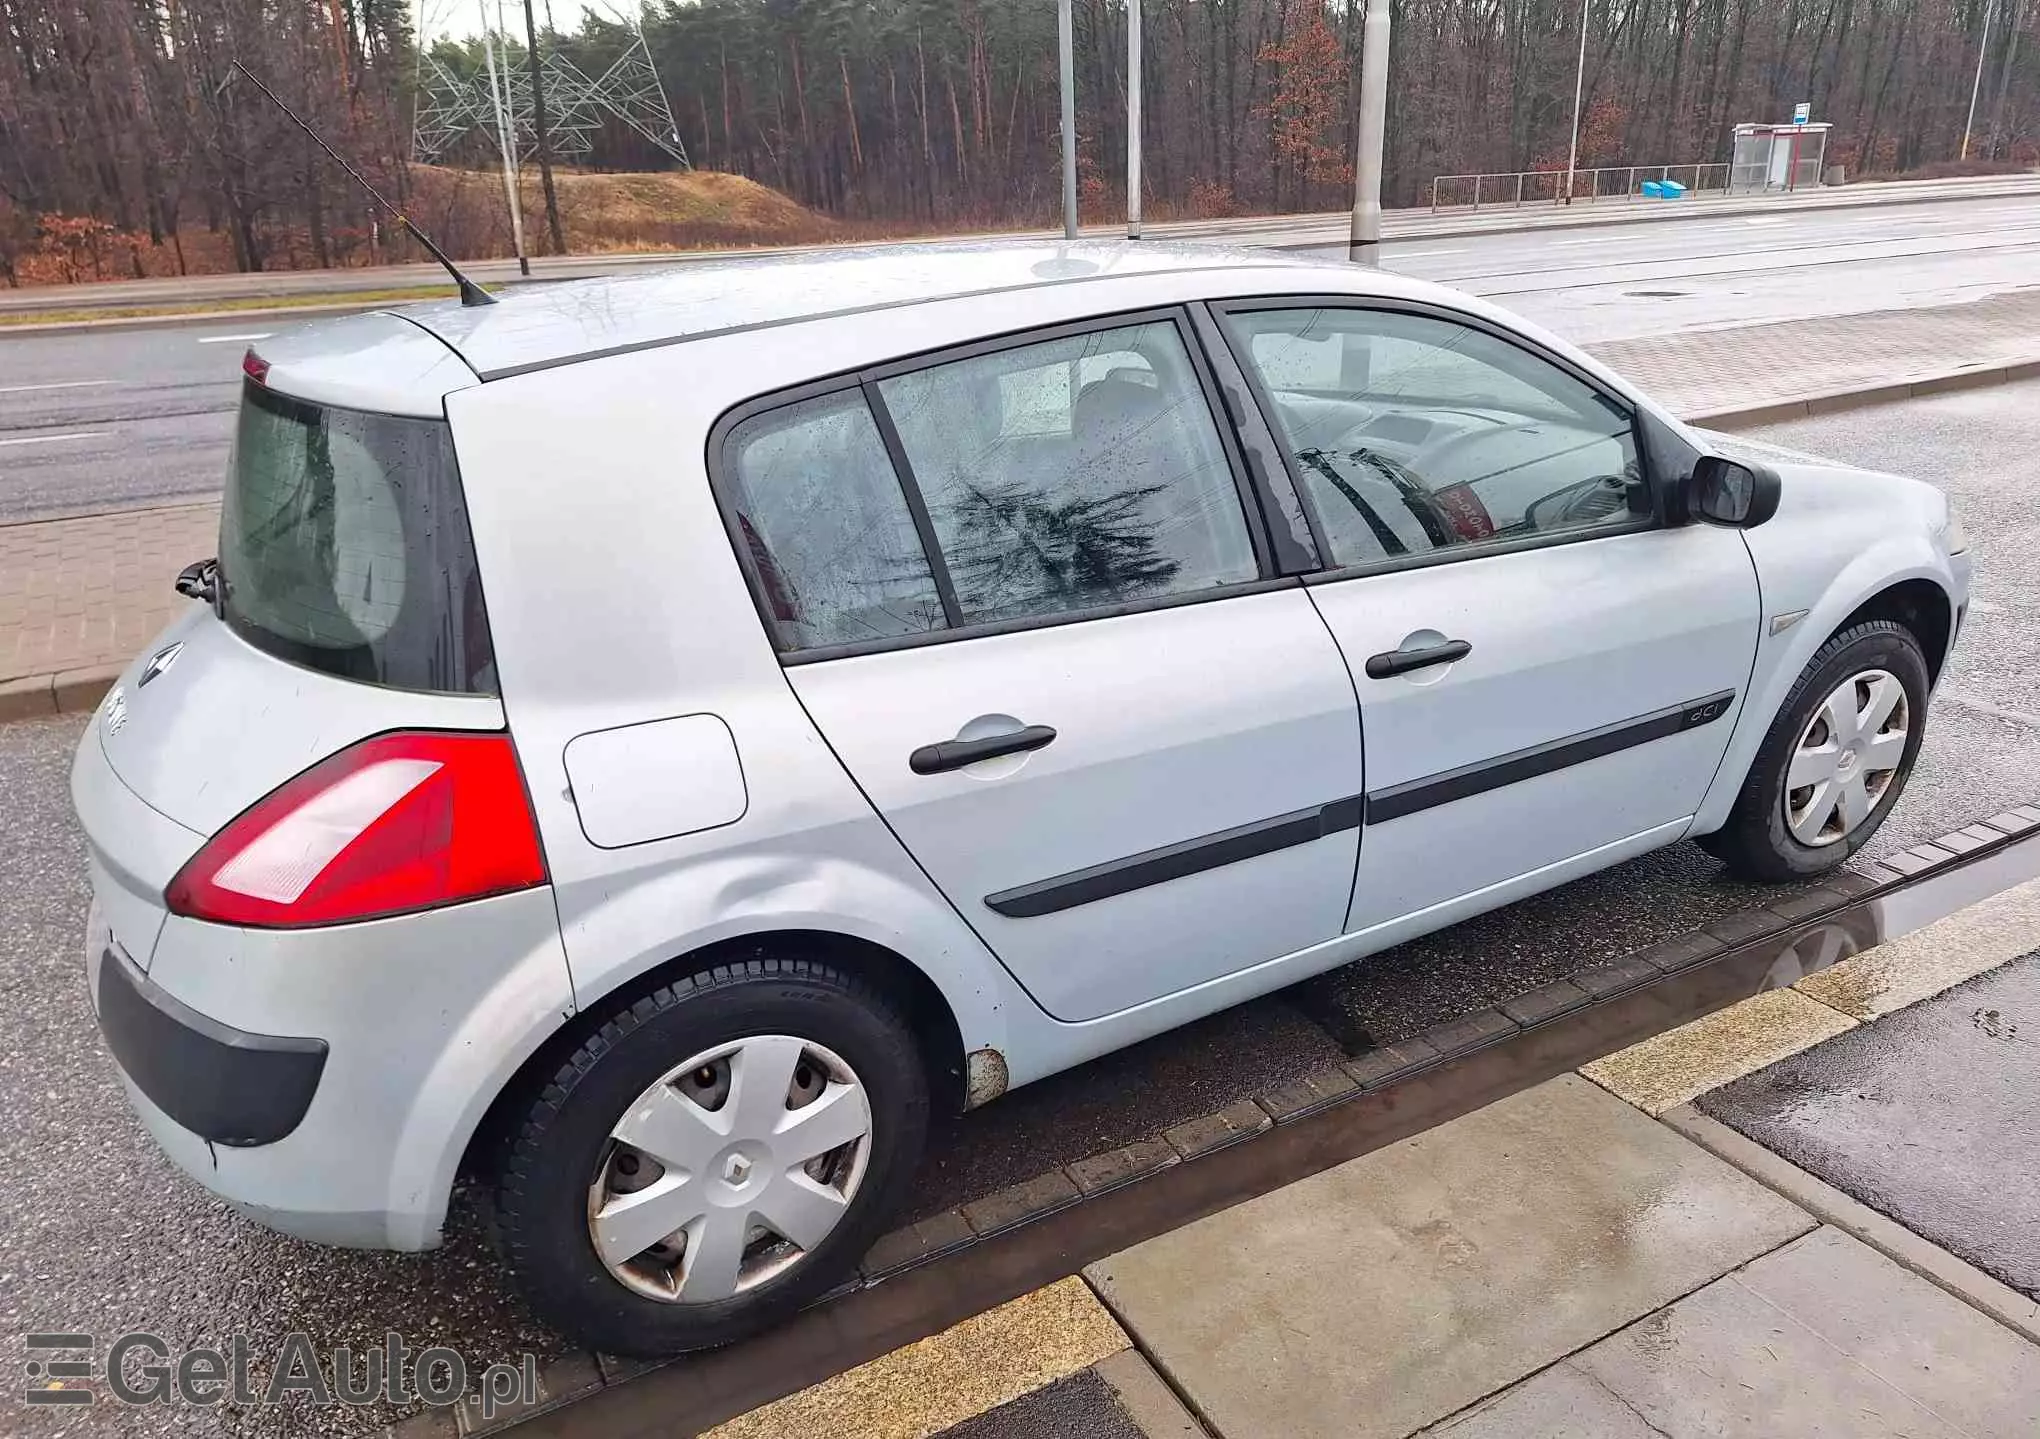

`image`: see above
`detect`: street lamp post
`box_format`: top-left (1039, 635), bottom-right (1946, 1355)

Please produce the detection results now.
top-left (1128, 0), bottom-right (1143, 239)
top-left (478, 0), bottom-right (529, 276)
top-left (1348, 0), bottom-right (1389, 265)
top-left (1058, 0), bottom-right (1078, 239)
top-left (1564, 0), bottom-right (1590, 204)
top-left (1962, 0), bottom-right (1996, 161)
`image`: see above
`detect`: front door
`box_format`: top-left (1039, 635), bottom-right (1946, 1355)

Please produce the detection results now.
top-left (1215, 301), bottom-right (1762, 930)
top-left (718, 313), bottom-right (1366, 1022)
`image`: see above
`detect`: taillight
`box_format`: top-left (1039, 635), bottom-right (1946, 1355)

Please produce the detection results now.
top-left (166, 731), bottom-right (547, 928)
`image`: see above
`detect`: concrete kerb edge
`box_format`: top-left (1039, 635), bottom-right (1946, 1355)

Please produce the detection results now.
top-left (0, 662), bottom-right (121, 722)
top-left (1685, 356), bottom-right (2040, 431)
top-left (1659, 1105), bottom-right (2040, 1346)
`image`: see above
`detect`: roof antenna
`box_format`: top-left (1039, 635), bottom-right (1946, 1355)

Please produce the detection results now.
top-left (217, 61), bottom-right (497, 307)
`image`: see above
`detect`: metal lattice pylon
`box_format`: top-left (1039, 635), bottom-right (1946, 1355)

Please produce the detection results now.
top-left (411, 6), bottom-right (688, 168)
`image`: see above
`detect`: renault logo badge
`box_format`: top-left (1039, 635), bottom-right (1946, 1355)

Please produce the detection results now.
top-left (138, 641), bottom-right (183, 688)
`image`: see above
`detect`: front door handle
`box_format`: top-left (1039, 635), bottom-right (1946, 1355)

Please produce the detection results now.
top-left (1364, 639), bottom-right (1472, 679)
top-left (910, 724), bottom-right (1058, 775)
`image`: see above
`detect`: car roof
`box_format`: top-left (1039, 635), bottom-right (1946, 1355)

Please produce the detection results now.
top-left (397, 239), bottom-right (1373, 382)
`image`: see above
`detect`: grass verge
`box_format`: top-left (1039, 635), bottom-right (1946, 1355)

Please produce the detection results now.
top-left (0, 284), bottom-right (496, 326)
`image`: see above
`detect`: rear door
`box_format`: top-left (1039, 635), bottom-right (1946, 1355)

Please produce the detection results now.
top-left (1213, 300), bottom-right (1762, 931)
top-left (716, 312), bottom-right (1365, 1022)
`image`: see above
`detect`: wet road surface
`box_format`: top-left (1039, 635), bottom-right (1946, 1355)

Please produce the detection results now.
top-left (4, 192), bottom-right (2036, 523)
top-left (3, 381), bottom-right (2037, 1433)
top-left (1699, 951), bottom-right (2039, 1299)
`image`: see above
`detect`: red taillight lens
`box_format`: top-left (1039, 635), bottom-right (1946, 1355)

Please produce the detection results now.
top-left (242, 349), bottom-right (270, 385)
top-left (166, 731), bottom-right (547, 928)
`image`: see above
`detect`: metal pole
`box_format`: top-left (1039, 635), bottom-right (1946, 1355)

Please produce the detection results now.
top-left (1127, 0), bottom-right (1142, 238)
top-left (1348, 0), bottom-right (1389, 264)
top-left (1564, 0), bottom-right (1589, 205)
top-left (1058, 0), bottom-right (1078, 239)
top-left (479, 1), bottom-right (530, 276)
top-left (1962, 0), bottom-right (1995, 160)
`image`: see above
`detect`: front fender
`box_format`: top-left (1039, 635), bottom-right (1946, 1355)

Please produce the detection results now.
top-left (1692, 519), bottom-right (1960, 835)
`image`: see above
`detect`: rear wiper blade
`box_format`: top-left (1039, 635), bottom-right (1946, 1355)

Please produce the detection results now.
top-left (175, 557), bottom-right (221, 613)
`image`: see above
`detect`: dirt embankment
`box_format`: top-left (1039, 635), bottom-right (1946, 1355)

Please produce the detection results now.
top-left (5, 167), bottom-right (839, 286)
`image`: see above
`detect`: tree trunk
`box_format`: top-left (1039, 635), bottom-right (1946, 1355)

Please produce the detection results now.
top-left (522, 0), bottom-right (565, 255)
top-left (841, 52), bottom-right (864, 170)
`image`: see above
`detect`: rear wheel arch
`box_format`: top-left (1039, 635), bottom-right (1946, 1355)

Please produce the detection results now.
top-left (460, 928), bottom-right (967, 1189)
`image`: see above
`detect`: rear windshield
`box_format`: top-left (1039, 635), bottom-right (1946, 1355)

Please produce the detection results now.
top-left (218, 379), bottom-right (496, 694)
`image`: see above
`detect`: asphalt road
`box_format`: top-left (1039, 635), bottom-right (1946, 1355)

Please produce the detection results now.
top-left (1700, 951), bottom-right (2040, 1300)
top-left (2, 381), bottom-right (2036, 1435)
top-left (4, 191), bottom-right (2038, 523)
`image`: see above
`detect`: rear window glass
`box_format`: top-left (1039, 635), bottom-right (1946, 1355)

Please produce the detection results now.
top-left (218, 379), bottom-right (496, 694)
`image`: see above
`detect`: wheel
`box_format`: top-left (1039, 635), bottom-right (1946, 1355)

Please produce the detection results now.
top-left (1697, 619), bottom-right (1929, 883)
top-left (495, 957), bottom-right (929, 1357)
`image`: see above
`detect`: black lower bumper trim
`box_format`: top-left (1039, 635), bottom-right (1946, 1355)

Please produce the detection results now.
top-left (96, 949), bottom-right (327, 1147)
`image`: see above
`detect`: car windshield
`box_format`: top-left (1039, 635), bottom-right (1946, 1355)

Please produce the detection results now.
top-left (217, 378), bottom-right (497, 694)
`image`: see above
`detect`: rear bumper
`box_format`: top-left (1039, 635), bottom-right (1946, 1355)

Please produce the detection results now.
top-left (95, 946), bottom-right (326, 1147)
top-left (85, 888), bottom-right (578, 1252)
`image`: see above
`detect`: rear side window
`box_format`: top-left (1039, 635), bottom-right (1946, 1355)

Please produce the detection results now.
top-left (719, 316), bottom-right (1263, 657)
top-left (722, 390), bottom-right (948, 651)
top-left (219, 380), bottom-right (496, 694)
top-left (878, 322), bottom-right (1256, 626)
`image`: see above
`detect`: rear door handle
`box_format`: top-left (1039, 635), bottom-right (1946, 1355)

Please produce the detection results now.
top-left (910, 724), bottom-right (1058, 775)
top-left (1364, 639), bottom-right (1472, 679)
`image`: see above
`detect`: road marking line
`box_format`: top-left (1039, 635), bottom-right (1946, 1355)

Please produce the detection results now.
top-left (703, 1276), bottom-right (1127, 1439)
top-left (0, 431), bottom-right (108, 448)
top-left (0, 380), bottom-right (118, 394)
top-left (194, 333), bottom-right (272, 344)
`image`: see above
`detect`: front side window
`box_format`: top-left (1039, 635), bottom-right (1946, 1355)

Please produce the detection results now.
top-left (1223, 307), bottom-right (1644, 569)
top-left (877, 321), bottom-right (1257, 626)
top-left (722, 389), bottom-right (947, 651)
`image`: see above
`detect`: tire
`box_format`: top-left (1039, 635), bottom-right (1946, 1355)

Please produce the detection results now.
top-left (495, 956), bottom-right (929, 1357)
top-left (1697, 619), bottom-right (1929, 883)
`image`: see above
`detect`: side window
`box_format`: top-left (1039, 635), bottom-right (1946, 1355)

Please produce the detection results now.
top-left (723, 389), bottom-right (947, 651)
top-left (1223, 307), bottom-right (1644, 569)
top-left (877, 321), bottom-right (1257, 626)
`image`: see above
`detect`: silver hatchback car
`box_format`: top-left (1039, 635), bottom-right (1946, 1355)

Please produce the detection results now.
top-left (75, 242), bottom-right (1968, 1355)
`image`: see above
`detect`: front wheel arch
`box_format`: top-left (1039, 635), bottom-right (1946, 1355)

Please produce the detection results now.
top-left (1835, 578), bottom-right (1952, 684)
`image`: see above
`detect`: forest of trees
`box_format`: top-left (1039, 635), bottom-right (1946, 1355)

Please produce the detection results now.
top-left (1, 0), bottom-right (2032, 282)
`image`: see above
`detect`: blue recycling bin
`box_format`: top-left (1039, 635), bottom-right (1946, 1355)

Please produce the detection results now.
top-left (1640, 179), bottom-right (1665, 198)
top-left (1660, 178), bottom-right (1688, 198)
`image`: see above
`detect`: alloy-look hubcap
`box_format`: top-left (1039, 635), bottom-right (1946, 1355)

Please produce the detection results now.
top-left (587, 1035), bottom-right (872, 1304)
top-left (1783, 668), bottom-right (1909, 848)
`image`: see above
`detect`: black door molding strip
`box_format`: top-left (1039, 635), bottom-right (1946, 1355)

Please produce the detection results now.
top-left (982, 690), bottom-right (1737, 918)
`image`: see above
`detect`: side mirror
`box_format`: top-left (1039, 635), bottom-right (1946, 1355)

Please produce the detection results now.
top-left (1685, 455), bottom-right (1781, 528)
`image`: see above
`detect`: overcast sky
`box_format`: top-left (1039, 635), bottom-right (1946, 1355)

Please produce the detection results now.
top-left (419, 0), bottom-right (638, 45)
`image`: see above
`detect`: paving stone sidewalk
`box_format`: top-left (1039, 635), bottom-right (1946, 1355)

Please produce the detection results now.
top-left (5, 291), bottom-right (2039, 710)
